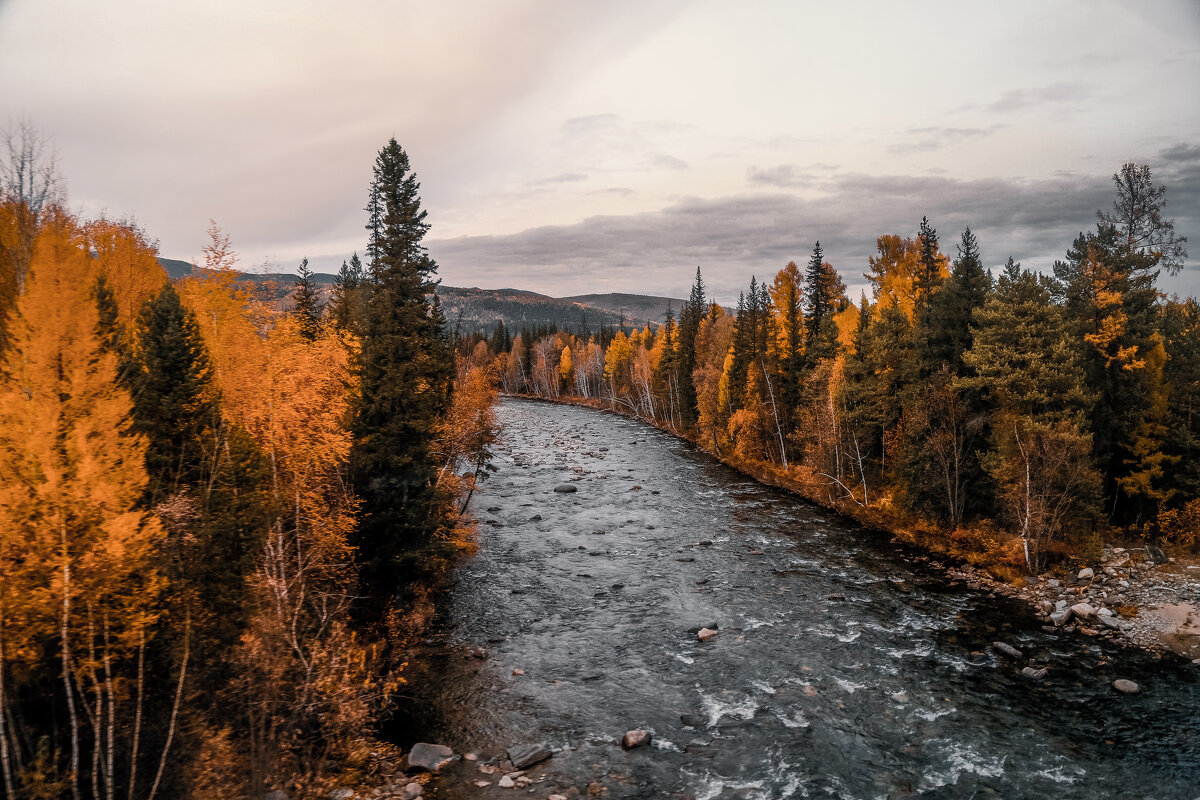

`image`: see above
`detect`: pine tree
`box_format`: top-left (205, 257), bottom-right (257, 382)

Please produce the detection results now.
top-left (293, 256), bottom-right (323, 342)
top-left (131, 282), bottom-right (218, 499)
top-left (330, 252), bottom-right (366, 333)
top-left (923, 228), bottom-right (991, 373)
top-left (352, 139), bottom-right (453, 589)
top-left (802, 242), bottom-right (847, 366)
top-left (674, 268), bottom-right (705, 427)
top-left (1099, 162), bottom-right (1188, 275)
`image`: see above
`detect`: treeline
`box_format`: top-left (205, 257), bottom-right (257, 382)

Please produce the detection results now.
top-left (0, 129), bottom-right (495, 798)
top-left (473, 163), bottom-right (1194, 572)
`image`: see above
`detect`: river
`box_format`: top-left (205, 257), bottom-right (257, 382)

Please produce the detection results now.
top-left (399, 399), bottom-right (1200, 799)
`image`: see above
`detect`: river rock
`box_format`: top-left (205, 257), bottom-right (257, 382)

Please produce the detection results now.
top-left (498, 775), bottom-right (515, 788)
top-left (1097, 607), bottom-right (1113, 617)
top-left (506, 743), bottom-right (553, 769)
top-left (993, 641), bottom-right (1022, 659)
top-left (1022, 666), bottom-right (1047, 680)
top-left (1038, 600), bottom-right (1054, 614)
top-left (680, 713), bottom-right (705, 727)
top-left (1100, 615), bottom-right (1124, 630)
top-left (1077, 567), bottom-right (1094, 581)
top-left (1112, 679), bottom-right (1140, 694)
top-left (399, 784), bottom-right (422, 800)
top-left (1050, 609), bottom-right (1073, 626)
top-left (697, 627), bottom-right (719, 641)
top-left (529, 514), bottom-right (542, 521)
top-left (328, 789), bottom-right (354, 800)
top-left (407, 742), bottom-right (455, 772)
top-left (553, 484), bottom-right (577, 493)
top-left (622, 729), bottom-right (652, 749)
top-left (1070, 603), bottom-right (1098, 622)
top-left (1147, 545), bottom-right (1168, 564)
top-left (687, 623), bottom-right (719, 634)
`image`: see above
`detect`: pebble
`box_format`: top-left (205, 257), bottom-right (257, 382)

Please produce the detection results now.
top-left (406, 743), bottom-right (455, 772)
top-left (1112, 679), bottom-right (1140, 694)
top-left (498, 775), bottom-right (515, 788)
top-left (993, 641), bottom-right (1022, 659)
top-left (622, 729), bottom-right (652, 749)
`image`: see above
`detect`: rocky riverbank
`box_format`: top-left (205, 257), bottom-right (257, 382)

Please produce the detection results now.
top-left (940, 546), bottom-right (1200, 661)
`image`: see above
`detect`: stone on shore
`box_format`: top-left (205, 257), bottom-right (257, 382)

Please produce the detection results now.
top-left (506, 743), bottom-right (553, 770)
top-left (622, 729), bottom-right (652, 749)
top-left (1077, 567), bottom-right (1094, 581)
top-left (406, 742), bottom-right (455, 772)
top-left (1070, 603), bottom-right (1098, 622)
top-left (1112, 679), bottom-right (1140, 694)
top-left (328, 789), bottom-right (354, 800)
top-left (553, 484), bottom-right (577, 493)
top-left (497, 775), bottom-right (515, 788)
top-left (1050, 609), bottom-right (1073, 626)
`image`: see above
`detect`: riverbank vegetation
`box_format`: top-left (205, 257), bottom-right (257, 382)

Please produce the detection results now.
top-left (465, 163), bottom-right (1193, 577)
top-left (0, 128), bottom-right (496, 798)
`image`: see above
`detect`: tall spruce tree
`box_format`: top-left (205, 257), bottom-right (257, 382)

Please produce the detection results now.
top-left (352, 138), bottom-right (453, 589)
top-left (293, 256), bottom-right (324, 342)
top-left (330, 251), bottom-right (366, 333)
top-left (132, 282), bottom-right (218, 499)
top-left (675, 267), bottom-right (705, 427)
top-left (924, 228), bottom-right (991, 372)
top-left (802, 241), bottom-right (846, 366)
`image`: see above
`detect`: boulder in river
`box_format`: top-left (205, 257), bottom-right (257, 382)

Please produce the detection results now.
top-left (680, 713), bottom-right (705, 728)
top-left (697, 627), bottom-right (719, 642)
top-left (622, 729), bottom-right (652, 749)
top-left (992, 641), bottom-right (1022, 659)
top-left (553, 484), bottom-right (578, 493)
top-left (407, 742), bottom-right (455, 772)
top-left (1021, 666), bottom-right (1047, 680)
top-left (506, 743), bottom-right (553, 769)
top-left (1112, 679), bottom-right (1140, 694)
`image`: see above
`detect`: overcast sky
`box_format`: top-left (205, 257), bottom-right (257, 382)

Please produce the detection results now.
top-left (2, 0), bottom-right (1198, 303)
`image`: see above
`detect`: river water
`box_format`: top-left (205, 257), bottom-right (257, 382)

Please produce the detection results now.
top-left (401, 399), bottom-right (1200, 799)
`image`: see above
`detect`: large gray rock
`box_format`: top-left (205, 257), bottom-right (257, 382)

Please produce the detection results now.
top-left (553, 484), bottom-right (578, 493)
top-left (1022, 666), bottom-right (1047, 680)
top-left (407, 742), bottom-right (455, 772)
top-left (1069, 603), bottom-right (1098, 622)
top-left (1112, 679), bottom-right (1140, 694)
top-left (507, 743), bottom-right (553, 769)
top-left (1077, 567), bottom-right (1094, 581)
top-left (1050, 609), bottom-right (1073, 626)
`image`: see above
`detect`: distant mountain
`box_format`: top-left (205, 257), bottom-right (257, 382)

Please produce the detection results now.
top-left (157, 258), bottom-right (681, 335)
top-left (563, 292), bottom-right (685, 327)
top-left (156, 257), bottom-right (338, 285)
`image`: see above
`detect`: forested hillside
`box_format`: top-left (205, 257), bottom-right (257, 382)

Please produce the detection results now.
top-left (471, 163), bottom-right (1194, 574)
top-left (0, 133), bottom-right (496, 798)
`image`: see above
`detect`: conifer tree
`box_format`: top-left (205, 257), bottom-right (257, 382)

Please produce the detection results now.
top-left (924, 228), bottom-right (991, 373)
top-left (293, 256), bottom-right (323, 342)
top-left (131, 282), bottom-right (218, 499)
top-left (802, 242), bottom-right (847, 366)
top-left (675, 268), bottom-right (705, 427)
top-left (352, 138), bottom-right (453, 588)
top-left (330, 252), bottom-right (366, 333)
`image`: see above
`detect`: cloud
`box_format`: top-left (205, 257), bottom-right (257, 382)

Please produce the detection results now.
top-left (1161, 143), bottom-right (1200, 164)
top-left (536, 172), bottom-right (588, 184)
top-left (430, 164), bottom-right (1200, 300)
top-left (649, 153), bottom-right (689, 170)
top-left (984, 83), bottom-right (1088, 114)
top-left (746, 164), bottom-right (814, 188)
top-left (888, 125), bottom-right (1005, 154)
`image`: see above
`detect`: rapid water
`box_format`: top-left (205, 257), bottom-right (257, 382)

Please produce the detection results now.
top-left (400, 399), bottom-right (1200, 799)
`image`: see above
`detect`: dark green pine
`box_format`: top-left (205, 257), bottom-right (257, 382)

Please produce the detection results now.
top-left (352, 138), bottom-right (453, 590)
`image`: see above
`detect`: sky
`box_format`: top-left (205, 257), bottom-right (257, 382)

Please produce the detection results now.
top-left (2, 0), bottom-right (1198, 303)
